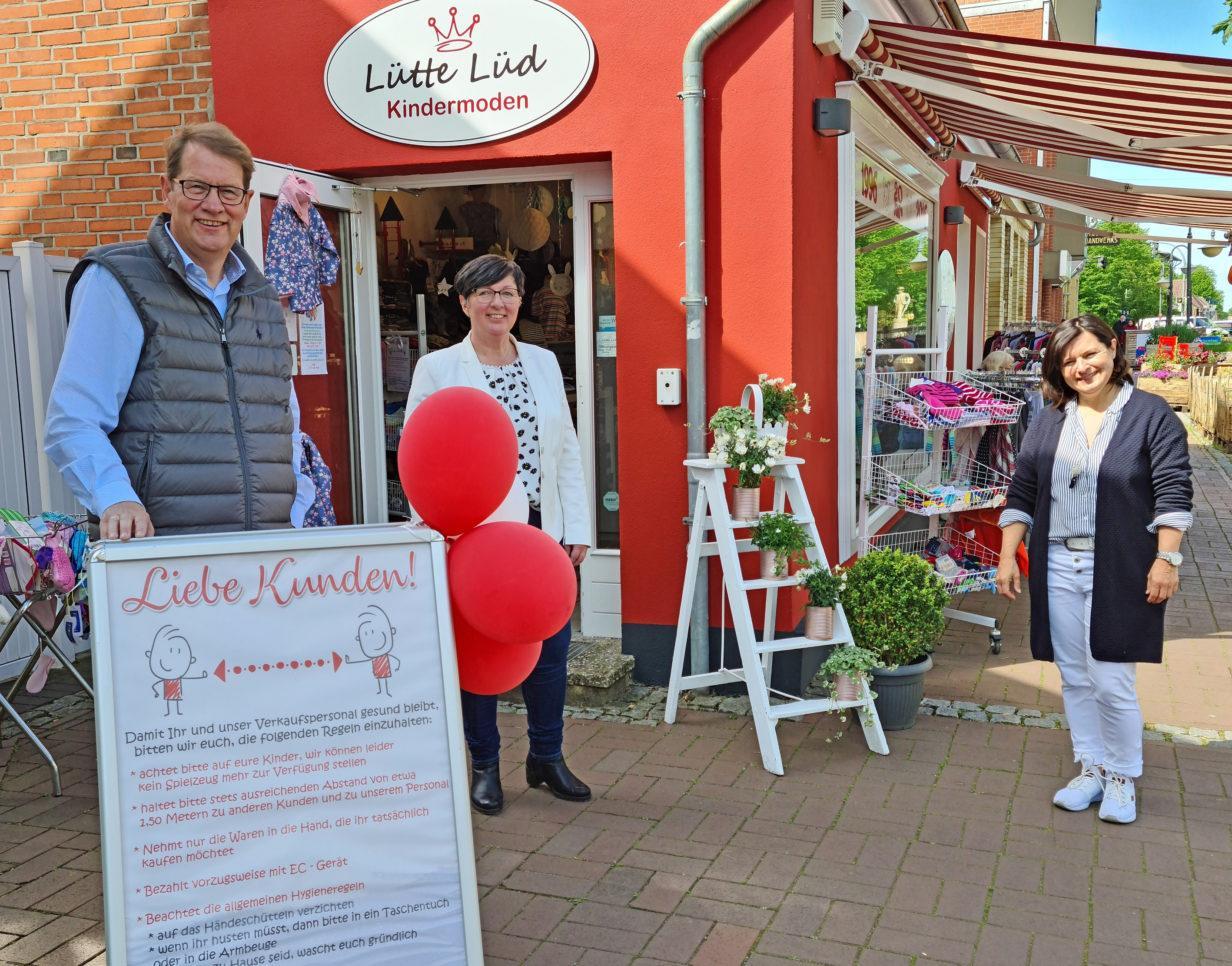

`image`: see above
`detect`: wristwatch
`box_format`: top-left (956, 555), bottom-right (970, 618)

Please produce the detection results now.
top-left (1155, 551), bottom-right (1183, 567)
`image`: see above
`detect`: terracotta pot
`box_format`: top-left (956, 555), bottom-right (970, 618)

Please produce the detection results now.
top-left (760, 550), bottom-right (789, 580)
top-left (833, 672), bottom-right (862, 702)
top-left (732, 486), bottom-right (761, 521)
top-left (804, 605), bottom-right (834, 641)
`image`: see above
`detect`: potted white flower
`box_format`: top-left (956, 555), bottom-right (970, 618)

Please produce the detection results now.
top-left (708, 406), bottom-right (787, 521)
top-left (757, 373), bottom-right (811, 441)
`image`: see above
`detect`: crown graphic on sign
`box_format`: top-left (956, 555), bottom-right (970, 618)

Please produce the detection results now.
top-left (428, 7), bottom-right (480, 53)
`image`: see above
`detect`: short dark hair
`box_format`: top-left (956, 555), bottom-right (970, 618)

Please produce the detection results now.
top-left (1041, 314), bottom-right (1130, 408)
top-left (166, 122), bottom-right (254, 189)
top-left (453, 254), bottom-right (525, 299)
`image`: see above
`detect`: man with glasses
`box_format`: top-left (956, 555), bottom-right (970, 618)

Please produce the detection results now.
top-left (45, 122), bottom-right (314, 539)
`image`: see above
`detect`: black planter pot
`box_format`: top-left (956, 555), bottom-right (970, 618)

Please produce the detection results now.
top-left (870, 654), bottom-right (933, 731)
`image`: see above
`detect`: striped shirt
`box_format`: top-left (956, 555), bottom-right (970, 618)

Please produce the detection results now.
top-left (999, 382), bottom-right (1193, 538)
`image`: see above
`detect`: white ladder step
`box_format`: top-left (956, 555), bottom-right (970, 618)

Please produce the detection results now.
top-left (752, 633), bottom-right (852, 655)
top-left (741, 574), bottom-right (805, 591)
top-left (767, 696), bottom-right (867, 719)
top-left (702, 515), bottom-right (816, 530)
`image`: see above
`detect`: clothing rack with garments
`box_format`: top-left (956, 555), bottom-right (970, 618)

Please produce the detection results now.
top-left (982, 323), bottom-right (1053, 373)
top-left (858, 347), bottom-right (1026, 653)
top-left (0, 513), bottom-right (94, 796)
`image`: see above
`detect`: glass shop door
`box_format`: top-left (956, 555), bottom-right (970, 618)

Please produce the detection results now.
top-left (240, 161), bottom-right (383, 523)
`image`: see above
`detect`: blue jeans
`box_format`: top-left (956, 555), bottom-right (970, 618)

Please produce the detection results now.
top-left (460, 509), bottom-right (572, 766)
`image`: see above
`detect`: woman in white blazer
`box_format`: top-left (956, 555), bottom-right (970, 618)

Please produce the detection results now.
top-left (406, 254), bottom-right (592, 816)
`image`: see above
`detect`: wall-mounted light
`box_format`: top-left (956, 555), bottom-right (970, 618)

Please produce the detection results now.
top-left (813, 97), bottom-right (851, 137)
top-left (943, 205), bottom-right (965, 225)
top-left (909, 239), bottom-right (929, 272)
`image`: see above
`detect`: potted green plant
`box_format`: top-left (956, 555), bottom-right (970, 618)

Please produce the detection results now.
top-left (757, 374), bottom-right (811, 441)
top-left (797, 565), bottom-right (845, 640)
top-left (750, 511), bottom-right (811, 580)
top-left (839, 548), bottom-right (947, 730)
top-left (708, 406), bottom-right (787, 521)
top-left (817, 643), bottom-right (883, 704)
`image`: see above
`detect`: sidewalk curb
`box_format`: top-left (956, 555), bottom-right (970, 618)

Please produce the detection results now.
top-left (496, 686), bottom-right (1232, 749)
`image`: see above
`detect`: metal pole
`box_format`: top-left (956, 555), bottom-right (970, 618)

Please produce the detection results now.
top-left (1165, 254), bottom-right (1174, 328)
top-left (1185, 229), bottom-right (1193, 325)
top-left (681, 0), bottom-right (767, 679)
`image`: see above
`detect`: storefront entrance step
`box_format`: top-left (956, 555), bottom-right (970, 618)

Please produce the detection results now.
top-left (565, 636), bottom-right (635, 706)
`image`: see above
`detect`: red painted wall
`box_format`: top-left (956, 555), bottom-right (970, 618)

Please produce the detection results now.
top-left (207, 0), bottom-right (988, 637)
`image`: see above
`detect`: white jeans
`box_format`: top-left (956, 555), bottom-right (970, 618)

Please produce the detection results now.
top-left (1047, 544), bottom-right (1143, 778)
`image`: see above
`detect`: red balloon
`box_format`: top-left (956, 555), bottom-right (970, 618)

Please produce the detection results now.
top-left (448, 522), bottom-right (577, 645)
top-left (398, 387), bottom-right (517, 536)
top-left (451, 605), bottom-right (542, 695)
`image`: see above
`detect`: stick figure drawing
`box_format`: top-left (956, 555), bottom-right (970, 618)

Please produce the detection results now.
top-left (345, 605), bottom-right (400, 696)
top-left (147, 625), bottom-right (207, 716)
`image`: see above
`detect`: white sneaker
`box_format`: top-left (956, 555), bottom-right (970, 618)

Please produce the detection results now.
top-left (1052, 762), bottom-right (1104, 811)
top-left (1098, 772), bottom-right (1137, 824)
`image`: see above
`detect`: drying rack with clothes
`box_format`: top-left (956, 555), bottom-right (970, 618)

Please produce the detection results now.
top-left (0, 513), bottom-right (94, 796)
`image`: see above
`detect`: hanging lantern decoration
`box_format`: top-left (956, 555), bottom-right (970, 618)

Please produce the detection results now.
top-left (434, 207), bottom-right (458, 251)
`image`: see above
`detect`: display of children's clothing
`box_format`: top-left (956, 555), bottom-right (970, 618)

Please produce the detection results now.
top-left (263, 175), bottom-right (341, 313)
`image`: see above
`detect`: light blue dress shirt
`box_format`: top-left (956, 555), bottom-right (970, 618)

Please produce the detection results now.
top-left (44, 225), bottom-right (316, 525)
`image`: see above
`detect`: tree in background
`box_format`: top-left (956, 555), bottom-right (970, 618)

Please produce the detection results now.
top-left (1215, 0), bottom-right (1232, 42)
top-left (1189, 265), bottom-right (1225, 319)
top-left (1077, 222), bottom-right (1168, 323)
top-left (854, 227), bottom-right (928, 336)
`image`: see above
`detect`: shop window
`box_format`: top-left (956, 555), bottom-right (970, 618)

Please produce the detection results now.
top-left (852, 150), bottom-right (934, 521)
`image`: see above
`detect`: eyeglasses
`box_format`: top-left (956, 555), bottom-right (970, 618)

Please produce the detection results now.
top-left (470, 288), bottom-right (522, 305)
top-left (174, 178), bottom-right (249, 206)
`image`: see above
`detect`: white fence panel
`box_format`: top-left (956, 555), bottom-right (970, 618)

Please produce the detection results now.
top-left (1, 244), bottom-right (87, 679)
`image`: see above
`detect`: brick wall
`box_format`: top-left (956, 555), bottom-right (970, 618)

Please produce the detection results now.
top-left (0, 0), bottom-right (214, 258)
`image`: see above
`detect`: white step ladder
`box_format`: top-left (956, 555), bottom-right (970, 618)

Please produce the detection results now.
top-left (664, 455), bottom-right (889, 775)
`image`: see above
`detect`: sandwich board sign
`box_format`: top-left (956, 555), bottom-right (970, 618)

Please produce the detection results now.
top-left (88, 524), bottom-right (482, 965)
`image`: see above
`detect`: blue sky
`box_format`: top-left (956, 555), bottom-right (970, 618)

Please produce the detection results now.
top-left (1089, 0), bottom-right (1232, 312)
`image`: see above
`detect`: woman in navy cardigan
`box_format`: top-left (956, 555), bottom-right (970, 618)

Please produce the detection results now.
top-left (996, 316), bottom-right (1192, 825)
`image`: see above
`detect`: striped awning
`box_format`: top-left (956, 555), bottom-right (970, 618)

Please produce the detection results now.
top-left (956, 151), bottom-right (1232, 229)
top-left (850, 17), bottom-right (1232, 176)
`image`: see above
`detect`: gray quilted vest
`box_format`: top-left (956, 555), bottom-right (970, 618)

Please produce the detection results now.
top-left (65, 215), bottom-right (296, 534)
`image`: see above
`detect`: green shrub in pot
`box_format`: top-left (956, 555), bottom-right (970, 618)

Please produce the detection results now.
top-left (839, 548), bottom-right (947, 666)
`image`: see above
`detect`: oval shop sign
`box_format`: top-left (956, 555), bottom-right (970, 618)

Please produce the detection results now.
top-left (325, 0), bottom-right (596, 147)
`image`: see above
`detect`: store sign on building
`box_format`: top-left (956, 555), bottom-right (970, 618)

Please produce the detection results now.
top-left (325, 0), bottom-right (595, 146)
top-left (858, 153), bottom-right (930, 234)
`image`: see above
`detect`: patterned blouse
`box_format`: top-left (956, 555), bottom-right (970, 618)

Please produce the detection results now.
top-left (480, 358), bottom-right (541, 509)
top-left (263, 201), bottom-right (341, 313)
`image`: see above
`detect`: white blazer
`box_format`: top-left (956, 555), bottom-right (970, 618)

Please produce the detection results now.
top-left (405, 334), bottom-right (592, 546)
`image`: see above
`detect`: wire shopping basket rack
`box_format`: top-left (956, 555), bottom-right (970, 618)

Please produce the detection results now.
top-left (869, 369), bottom-right (1024, 430)
top-left (865, 447), bottom-right (1011, 516)
top-left (862, 525), bottom-right (1000, 596)
top-left (0, 514), bottom-right (94, 796)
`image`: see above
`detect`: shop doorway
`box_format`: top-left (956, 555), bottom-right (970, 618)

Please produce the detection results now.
top-left (362, 164), bottom-right (619, 638)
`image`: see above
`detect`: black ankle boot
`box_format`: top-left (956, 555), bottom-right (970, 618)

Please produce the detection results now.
top-left (470, 762), bottom-right (504, 815)
top-left (526, 757), bottom-right (591, 802)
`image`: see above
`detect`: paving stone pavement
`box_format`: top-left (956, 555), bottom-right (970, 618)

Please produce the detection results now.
top-left (0, 435), bottom-right (1228, 964)
top-left (2, 685), bottom-right (1232, 963)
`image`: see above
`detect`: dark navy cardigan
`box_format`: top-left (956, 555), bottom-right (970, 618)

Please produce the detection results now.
top-left (1004, 387), bottom-right (1193, 664)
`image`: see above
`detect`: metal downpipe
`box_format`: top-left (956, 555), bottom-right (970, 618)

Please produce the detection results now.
top-left (681, 0), bottom-right (767, 677)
